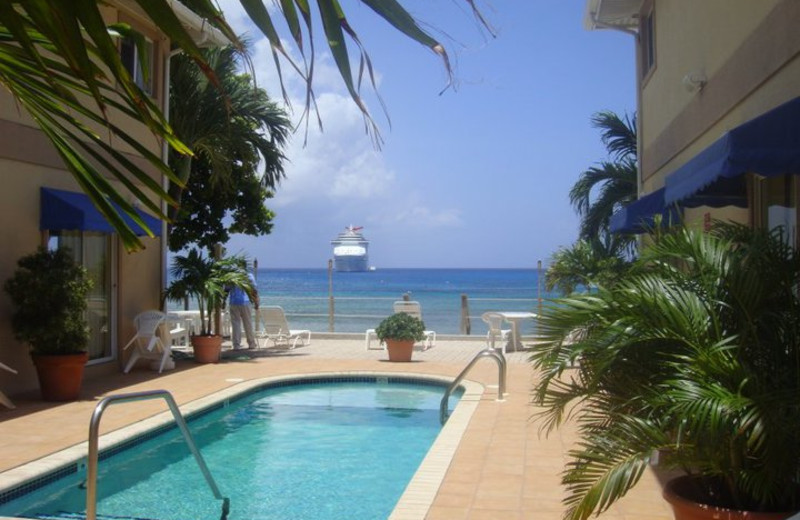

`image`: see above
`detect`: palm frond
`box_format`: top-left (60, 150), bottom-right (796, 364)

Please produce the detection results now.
top-left (532, 225), bottom-right (800, 516)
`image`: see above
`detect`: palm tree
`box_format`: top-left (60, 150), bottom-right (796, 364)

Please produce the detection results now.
top-left (163, 249), bottom-right (253, 336)
top-left (570, 111), bottom-right (638, 241)
top-left (546, 112), bottom-right (638, 294)
top-left (166, 44), bottom-right (290, 251)
top-left (0, 1), bottom-right (492, 251)
top-left (532, 223), bottom-right (800, 519)
top-left (169, 44), bottom-right (290, 202)
top-left (544, 235), bottom-right (631, 294)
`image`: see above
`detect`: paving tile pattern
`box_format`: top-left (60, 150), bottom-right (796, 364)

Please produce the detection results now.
top-left (0, 336), bottom-right (674, 519)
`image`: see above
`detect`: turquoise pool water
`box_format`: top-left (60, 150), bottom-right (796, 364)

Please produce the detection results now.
top-left (0, 378), bottom-right (459, 520)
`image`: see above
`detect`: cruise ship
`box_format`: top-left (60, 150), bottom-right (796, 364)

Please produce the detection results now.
top-left (331, 225), bottom-right (369, 272)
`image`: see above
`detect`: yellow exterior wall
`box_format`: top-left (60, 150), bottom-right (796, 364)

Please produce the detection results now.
top-left (639, 0), bottom-right (782, 154)
top-left (635, 0), bottom-right (800, 230)
top-left (0, 3), bottom-right (169, 398)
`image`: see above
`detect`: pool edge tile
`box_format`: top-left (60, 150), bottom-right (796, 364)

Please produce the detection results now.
top-left (389, 378), bottom-right (484, 520)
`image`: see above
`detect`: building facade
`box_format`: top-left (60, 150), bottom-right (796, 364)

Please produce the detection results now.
top-left (587, 0), bottom-right (799, 242)
top-left (0, 1), bottom-right (225, 398)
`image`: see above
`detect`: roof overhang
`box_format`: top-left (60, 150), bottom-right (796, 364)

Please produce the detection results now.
top-left (584, 0), bottom-right (644, 32)
top-left (168, 0), bottom-right (231, 48)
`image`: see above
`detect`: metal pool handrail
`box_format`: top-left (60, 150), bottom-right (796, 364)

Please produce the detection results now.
top-left (440, 347), bottom-right (507, 424)
top-left (86, 389), bottom-right (230, 520)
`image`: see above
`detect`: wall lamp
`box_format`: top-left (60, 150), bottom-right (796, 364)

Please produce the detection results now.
top-left (683, 72), bottom-right (707, 93)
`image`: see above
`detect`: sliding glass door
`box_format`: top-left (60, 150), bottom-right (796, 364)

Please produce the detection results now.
top-left (48, 231), bottom-right (115, 363)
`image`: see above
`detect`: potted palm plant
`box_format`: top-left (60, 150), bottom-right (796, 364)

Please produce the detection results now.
top-left (163, 248), bottom-right (253, 363)
top-left (531, 223), bottom-right (800, 520)
top-left (375, 312), bottom-right (426, 362)
top-left (4, 247), bottom-right (92, 401)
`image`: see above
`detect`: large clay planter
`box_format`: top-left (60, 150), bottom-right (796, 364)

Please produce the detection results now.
top-left (385, 339), bottom-right (414, 362)
top-left (191, 335), bottom-right (223, 363)
top-left (31, 352), bottom-right (88, 402)
top-left (663, 476), bottom-right (797, 520)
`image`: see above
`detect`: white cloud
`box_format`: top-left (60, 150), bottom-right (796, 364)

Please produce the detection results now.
top-left (270, 91), bottom-right (395, 206)
top-left (214, 4), bottom-right (465, 265)
top-left (211, 5), bottom-right (398, 205)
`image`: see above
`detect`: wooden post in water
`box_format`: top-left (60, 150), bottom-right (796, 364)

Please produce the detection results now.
top-left (460, 294), bottom-right (471, 335)
top-left (328, 259), bottom-right (334, 333)
top-left (253, 258), bottom-right (260, 332)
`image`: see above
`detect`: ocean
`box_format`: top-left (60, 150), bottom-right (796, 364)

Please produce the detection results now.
top-left (253, 268), bottom-right (556, 336)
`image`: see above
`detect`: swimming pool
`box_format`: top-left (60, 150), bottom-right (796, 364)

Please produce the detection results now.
top-left (0, 374), bottom-right (481, 520)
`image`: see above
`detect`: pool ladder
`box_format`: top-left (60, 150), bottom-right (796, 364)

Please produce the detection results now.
top-left (86, 390), bottom-right (230, 520)
top-left (440, 346), bottom-right (507, 424)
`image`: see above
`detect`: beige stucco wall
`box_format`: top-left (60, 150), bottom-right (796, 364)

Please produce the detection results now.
top-left (639, 0), bottom-right (800, 187)
top-left (0, 162), bottom-right (166, 397)
top-left (639, 0), bottom-right (782, 154)
top-left (632, 0), bottom-right (800, 231)
top-left (0, 10), bottom-right (165, 159)
top-left (0, 3), bottom-right (170, 399)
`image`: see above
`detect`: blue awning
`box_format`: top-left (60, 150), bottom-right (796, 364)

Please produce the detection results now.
top-left (609, 188), bottom-right (681, 234)
top-left (40, 187), bottom-right (162, 236)
top-left (665, 97), bottom-right (800, 204)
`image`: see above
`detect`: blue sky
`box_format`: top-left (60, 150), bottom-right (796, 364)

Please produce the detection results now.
top-left (216, 1), bottom-right (636, 268)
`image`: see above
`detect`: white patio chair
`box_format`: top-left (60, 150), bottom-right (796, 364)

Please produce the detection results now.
top-left (168, 310), bottom-right (201, 337)
top-left (482, 312), bottom-right (512, 353)
top-left (123, 310), bottom-right (172, 374)
top-left (365, 327), bottom-right (381, 350)
top-left (256, 306), bottom-right (311, 349)
top-left (392, 301), bottom-right (436, 350)
top-left (166, 313), bottom-right (190, 347)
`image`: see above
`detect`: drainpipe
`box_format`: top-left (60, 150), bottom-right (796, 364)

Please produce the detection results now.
top-left (159, 9), bottom-right (231, 298)
top-left (587, 14), bottom-right (641, 191)
top-left (161, 46), bottom-right (183, 305)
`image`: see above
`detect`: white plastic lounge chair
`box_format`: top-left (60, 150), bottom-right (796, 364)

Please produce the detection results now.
top-left (364, 327), bottom-right (381, 350)
top-left (365, 301), bottom-right (437, 350)
top-left (395, 301), bottom-right (436, 349)
top-left (256, 306), bottom-right (311, 349)
top-left (393, 301), bottom-right (436, 349)
top-left (482, 312), bottom-right (512, 353)
top-left (123, 310), bottom-right (172, 373)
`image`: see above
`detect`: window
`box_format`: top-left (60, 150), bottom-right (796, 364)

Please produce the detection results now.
top-left (641, 9), bottom-right (656, 78)
top-left (48, 231), bottom-right (115, 363)
top-left (757, 175), bottom-right (797, 246)
top-left (120, 36), bottom-right (155, 95)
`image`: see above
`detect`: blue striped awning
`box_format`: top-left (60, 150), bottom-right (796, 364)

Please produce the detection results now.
top-left (665, 97), bottom-right (800, 205)
top-left (40, 187), bottom-right (162, 236)
top-left (610, 188), bottom-right (681, 234)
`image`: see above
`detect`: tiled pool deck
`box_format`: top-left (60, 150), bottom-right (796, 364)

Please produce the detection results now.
top-left (0, 336), bottom-right (674, 519)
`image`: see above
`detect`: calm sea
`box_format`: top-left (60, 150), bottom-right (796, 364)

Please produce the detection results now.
top-left (254, 268), bottom-right (556, 335)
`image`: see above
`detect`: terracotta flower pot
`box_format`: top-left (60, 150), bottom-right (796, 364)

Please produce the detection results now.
top-left (385, 339), bottom-right (414, 362)
top-left (663, 476), bottom-right (797, 520)
top-left (191, 335), bottom-right (223, 363)
top-left (31, 352), bottom-right (88, 401)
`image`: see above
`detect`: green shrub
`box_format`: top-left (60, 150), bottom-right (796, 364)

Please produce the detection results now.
top-left (4, 247), bottom-right (92, 355)
top-left (531, 224), bottom-right (800, 518)
top-left (375, 312), bottom-right (426, 342)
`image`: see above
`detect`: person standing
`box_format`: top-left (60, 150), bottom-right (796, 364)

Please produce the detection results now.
top-left (229, 261), bottom-right (258, 350)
